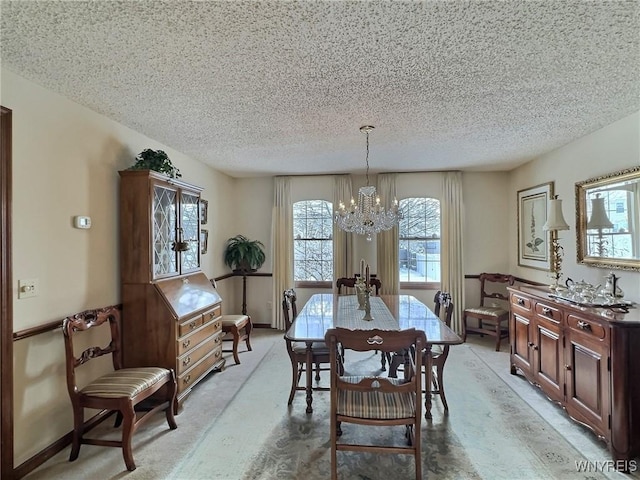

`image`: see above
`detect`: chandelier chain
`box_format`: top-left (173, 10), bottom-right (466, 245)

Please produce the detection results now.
top-left (364, 129), bottom-right (370, 186)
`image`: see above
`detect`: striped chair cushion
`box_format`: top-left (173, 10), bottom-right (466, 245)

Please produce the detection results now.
top-left (81, 367), bottom-right (170, 398)
top-left (465, 306), bottom-right (508, 317)
top-left (337, 376), bottom-right (416, 419)
top-left (221, 314), bottom-right (250, 327)
top-left (292, 341), bottom-right (329, 354)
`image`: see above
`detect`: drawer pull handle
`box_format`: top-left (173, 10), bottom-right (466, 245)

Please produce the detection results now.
top-left (532, 345), bottom-right (538, 351)
top-left (542, 307), bottom-right (552, 316)
top-left (527, 342), bottom-right (534, 348)
top-left (209, 312), bottom-right (215, 319)
top-left (215, 351), bottom-right (221, 358)
top-left (183, 356), bottom-right (191, 366)
top-left (189, 321), bottom-right (197, 329)
top-left (183, 374), bottom-right (191, 385)
top-left (517, 298), bottom-right (525, 306)
top-left (577, 321), bottom-right (591, 331)
top-left (182, 339), bottom-right (191, 349)
top-left (215, 336), bottom-right (221, 344)
top-left (565, 364), bottom-right (572, 371)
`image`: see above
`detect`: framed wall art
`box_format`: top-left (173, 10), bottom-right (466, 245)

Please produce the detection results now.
top-left (200, 199), bottom-right (208, 225)
top-left (517, 182), bottom-right (553, 271)
top-left (200, 229), bottom-right (208, 255)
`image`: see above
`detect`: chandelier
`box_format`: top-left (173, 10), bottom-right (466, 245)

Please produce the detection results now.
top-left (335, 125), bottom-right (401, 241)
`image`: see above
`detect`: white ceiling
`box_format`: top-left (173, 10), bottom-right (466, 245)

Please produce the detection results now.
top-left (1, 1), bottom-right (639, 178)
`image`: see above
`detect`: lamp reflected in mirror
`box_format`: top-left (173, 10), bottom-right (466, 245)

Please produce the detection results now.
top-left (587, 193), bottom-right (614, 257)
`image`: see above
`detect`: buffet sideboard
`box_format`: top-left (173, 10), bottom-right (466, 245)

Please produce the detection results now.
top-left (508, 285), bottom-right (640, 464)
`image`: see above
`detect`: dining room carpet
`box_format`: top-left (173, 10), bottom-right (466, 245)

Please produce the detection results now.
top-left (23, 329), bottom-right (635, 480)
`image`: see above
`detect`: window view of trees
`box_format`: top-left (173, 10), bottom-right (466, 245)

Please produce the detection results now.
top-left (399, 197), bottom-right (441, 283)
top-left (293, 200), bottom-right (333, 282)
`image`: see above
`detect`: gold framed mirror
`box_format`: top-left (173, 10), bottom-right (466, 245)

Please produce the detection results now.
top-left (575, 166), bottom-right (640, 271)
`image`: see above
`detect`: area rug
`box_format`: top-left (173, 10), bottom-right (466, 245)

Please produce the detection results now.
top-left (239, 345), bottom-right (609, 480)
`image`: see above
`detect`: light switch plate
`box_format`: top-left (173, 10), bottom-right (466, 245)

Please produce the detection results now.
top-left (74, 216), bottom-right (91, 229)
top-left (18, 278), bottom-right (38, 299)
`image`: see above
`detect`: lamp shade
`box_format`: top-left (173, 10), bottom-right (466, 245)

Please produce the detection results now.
top-left (543, 197), bottom-right (570, 231)
top-left (587, 194), bottom-right (613, 230)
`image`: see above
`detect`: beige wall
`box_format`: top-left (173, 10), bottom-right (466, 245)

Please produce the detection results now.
top-left (1, 68), bottom-right (236, 465)
top-left (508, 111), bottom-right (640, 300)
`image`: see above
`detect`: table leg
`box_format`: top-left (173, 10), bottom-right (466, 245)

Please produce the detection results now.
top-left (424, 345), bottom-right (433, 419)
top-left (305, 341), bottom-right (313, 413)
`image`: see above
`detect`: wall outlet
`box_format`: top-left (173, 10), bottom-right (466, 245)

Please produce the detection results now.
top-left (18, 278), bottom-right (38, 299)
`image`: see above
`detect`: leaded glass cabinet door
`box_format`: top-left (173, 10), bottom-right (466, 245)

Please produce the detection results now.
top-left (180, 190), bottom-right (201, 273)
top-left (152, 183), bottom-right (179, 278)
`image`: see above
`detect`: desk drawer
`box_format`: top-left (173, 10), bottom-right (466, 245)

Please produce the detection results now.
top-left (177, 346), bottom-right (223, 394)
top-left (177, 333), bottom-right (220, 375)
top-left (177, 319), bottom-right (221, 356)
top-left (178, 315), bottom-right (202, 337)
top-left (202, 304), bottom-right (221, 325)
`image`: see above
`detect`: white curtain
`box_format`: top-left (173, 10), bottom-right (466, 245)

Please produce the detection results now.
top-left (441, 171), bottom-right (465, 334)
top-left (271, 176), bottom-right (293, 330)
top-left (376, 173), bottom-right (400, 294)
top-left (333, 175), bottom-right (353, 289)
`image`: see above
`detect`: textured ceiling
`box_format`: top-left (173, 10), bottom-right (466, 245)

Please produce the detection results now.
top-left (1, 1), bottom-right (639, 178)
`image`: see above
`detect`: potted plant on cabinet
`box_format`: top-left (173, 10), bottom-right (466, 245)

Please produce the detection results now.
top-left (127, 149), bottom-right (181, 178)
top-left (224, 235), bottom-right (266, 273)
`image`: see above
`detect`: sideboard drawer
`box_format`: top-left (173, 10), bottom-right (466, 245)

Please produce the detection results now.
top-left (535, 301), bottom-right (561, 323)
top-left (511, 293), bottom-right (532, 311)
top-left (567, 314), bottom-right (608, 342)
top-left (177, 346), bottom-right (223, 395)
top-left (177, 319), bottom-right (221, 356)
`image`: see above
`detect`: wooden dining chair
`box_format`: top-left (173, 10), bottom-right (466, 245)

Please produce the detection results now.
top-left (463, 273), bottom-right (515, 351)
top-left (427, 291), bottom-right (454, 412)
top-left (324, 327), bottom-right (426, 480)
top-left (62, 305), bottom-right (177, 471)
top-left (282, 288), bottom-right (332, 405)
top-left (211, 279), bottom-right (252, 365)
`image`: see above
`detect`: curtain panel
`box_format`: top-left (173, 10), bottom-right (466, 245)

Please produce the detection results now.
top-left (441, 171), bottom-right (465, 334)
top-left (333, 175), bottom-right (353, 287)
top-left (271, 177), bottom-right (293, 330)
top-left (376, 173), bottom-right (400, 294)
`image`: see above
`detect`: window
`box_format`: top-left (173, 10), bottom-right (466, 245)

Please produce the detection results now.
top-left (398, 197), bottom-right (441, 286)
top-left (293, 200), bottom-right (333, 284)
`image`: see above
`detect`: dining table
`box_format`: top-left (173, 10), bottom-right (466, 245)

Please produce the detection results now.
top-left (285, 293), bottom-right (463, 417)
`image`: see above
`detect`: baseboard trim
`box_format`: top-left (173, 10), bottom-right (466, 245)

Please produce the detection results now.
top-left (13, 410), bottom-right (114, 479)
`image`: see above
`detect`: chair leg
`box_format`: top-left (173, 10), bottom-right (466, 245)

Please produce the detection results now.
top-left (165, 378), bottom-right (178, 430)
top-left (244, 319), bottom-right (253, 351)
top-left (380, 350), bottom-right (387, 371)
top-left (495, 326), bottom-right (502, 352)
top-left (315, 362), bottom-right (321, 381)
top-left (228, 326), bottom-right (241, 364)
top-left (120, 405), bottom-right (137, 471)
top-left (462, 314), bottom-right (467, 342)
top-left (288, 360), bottom-right (299, 405)
top-left (436, 364), bottom-right (449, 412)
top-left (69, 407), bottom-right (84, 462)
top-left (114, 411), bottom-right (123, 427)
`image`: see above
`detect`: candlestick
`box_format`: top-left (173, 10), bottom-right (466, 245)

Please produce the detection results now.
top-left (365, 265), bottom-right (370, 287)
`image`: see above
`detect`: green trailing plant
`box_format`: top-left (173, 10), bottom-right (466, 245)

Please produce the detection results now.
top-left (128, 149), bottom-right (181, 178)
top-left (224, 235), bottom-right (266, 272)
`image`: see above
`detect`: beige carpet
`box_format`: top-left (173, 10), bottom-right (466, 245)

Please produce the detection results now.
top-left (23, 330), bottom-right (636, 480)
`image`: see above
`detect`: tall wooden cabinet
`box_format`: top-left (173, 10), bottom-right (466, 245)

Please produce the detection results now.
top-left (119, 170), bottom-right (225, 412)
top-left (509, 285), bottom-right (640, 464)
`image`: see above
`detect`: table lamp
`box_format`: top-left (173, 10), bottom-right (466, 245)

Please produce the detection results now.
top-left (543, 195), bottom-right (570, 290)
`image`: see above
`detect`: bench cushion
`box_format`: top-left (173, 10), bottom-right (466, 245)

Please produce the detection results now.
top-left (81, 367), bottom-right (170, 398)
top-left (221, 314), bottom-right (250, 327)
